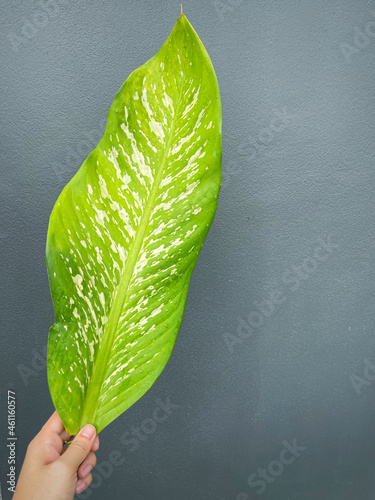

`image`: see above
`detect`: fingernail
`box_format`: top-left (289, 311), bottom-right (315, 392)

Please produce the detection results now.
top-left (93, 436), bottom-right (100, 450)
top-left (79, 424), bottom-right (96, 439)
top-left (76, 479), bottom-right (86, 494)
top-left (81, 464), bottom-right (92, 477)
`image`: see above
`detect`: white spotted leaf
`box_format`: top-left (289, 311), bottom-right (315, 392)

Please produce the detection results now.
top-left (46, 13), bottom-right (221, 434)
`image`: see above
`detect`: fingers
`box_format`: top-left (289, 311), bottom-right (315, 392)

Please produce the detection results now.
top-left (26, 412), bottom-right (67, 464)
top-left (75, 442), bottom-right (98, 496)
top-left (60, 430), bottom-right (72, 442)
top-left (77, 451), bottom-right (97, 479)
top-left (60, 435), bottom-right (98, 455)
top-left (41, 411), bottom-right (65, 436)
top-left (92, 435), bottom-right (100, 452)
top-left (39, 411), bottom-right (96, 451)
top-left (31, 412), bottom-right (73, 459)
top-left (76, 473), bottom-right (93, 495)
top-left (59, 424), bottom-right (97, 471)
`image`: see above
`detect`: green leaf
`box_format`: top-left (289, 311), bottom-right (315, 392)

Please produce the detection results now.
top-left (46, 13), bottom-right (222, 434)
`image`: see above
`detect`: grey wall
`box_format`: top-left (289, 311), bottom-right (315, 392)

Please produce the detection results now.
top-left (1, 0), bottom-right (375, 499)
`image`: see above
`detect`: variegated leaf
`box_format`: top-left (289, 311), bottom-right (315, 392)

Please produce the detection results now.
top-left (46, 13), bottom-right (222, 434)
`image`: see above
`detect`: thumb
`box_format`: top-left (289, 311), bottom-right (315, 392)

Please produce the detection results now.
top-left (60, 424), bottom-right (97, 471)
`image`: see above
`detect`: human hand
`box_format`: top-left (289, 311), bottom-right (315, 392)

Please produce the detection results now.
top-left (13, 411), bottom-right (100, 499)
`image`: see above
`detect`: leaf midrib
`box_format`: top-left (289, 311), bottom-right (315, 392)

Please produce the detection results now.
top-left (79, 49), bottom-right (187, 428)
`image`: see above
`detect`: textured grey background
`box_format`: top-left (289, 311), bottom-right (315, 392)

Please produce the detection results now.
top-left (1, 0), bottom-right (375, 499)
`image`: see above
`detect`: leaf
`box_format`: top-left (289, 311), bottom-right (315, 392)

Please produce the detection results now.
top-left (46, 12), bottom-right (222, 434)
